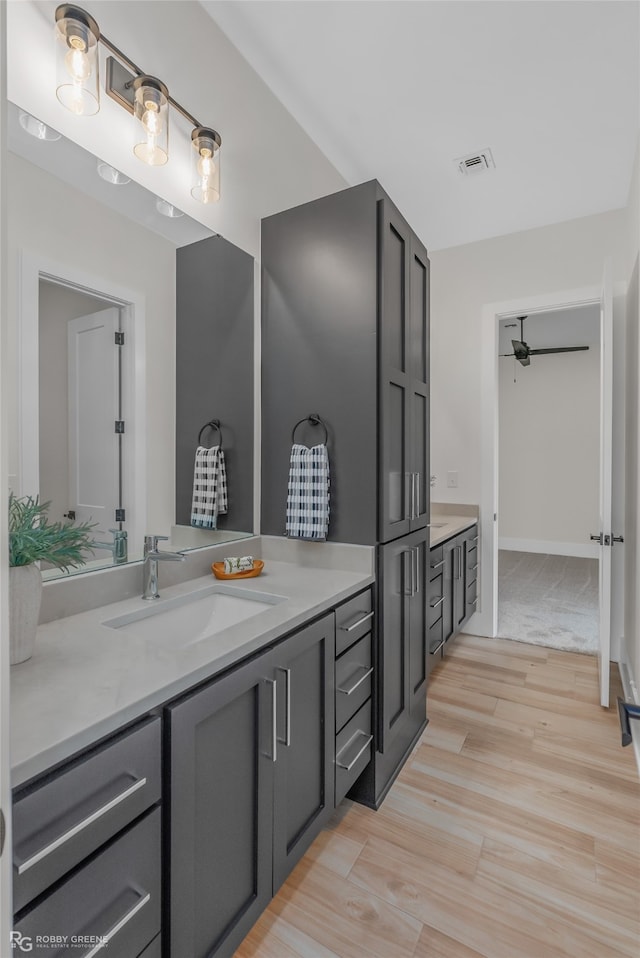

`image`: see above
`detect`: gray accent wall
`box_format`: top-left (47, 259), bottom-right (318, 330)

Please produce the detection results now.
top-left (261, 181), bottom-right (379, 545)
top-left (175, 235), bottom-right (254, 533)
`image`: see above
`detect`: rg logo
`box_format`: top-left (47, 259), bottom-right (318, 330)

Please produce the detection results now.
top-left (10, 932), bottom-right (33, 952)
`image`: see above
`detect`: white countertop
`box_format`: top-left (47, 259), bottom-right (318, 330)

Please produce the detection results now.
top-left (430, 514), bottom-right (478, 547)
top-left (11, 559), bottom-right (373, 788)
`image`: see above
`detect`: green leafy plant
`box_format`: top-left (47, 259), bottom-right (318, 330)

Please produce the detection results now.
top-left (9, 493), bottom-right (96, 571)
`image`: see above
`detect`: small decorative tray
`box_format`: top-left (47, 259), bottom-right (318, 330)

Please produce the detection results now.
top-left (211, 560), bottom-right (264, 580)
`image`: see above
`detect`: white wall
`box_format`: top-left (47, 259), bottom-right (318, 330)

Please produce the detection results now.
top-left (6, 1), bottom-right (347, 260)
top-left (38, 281), bottom-right (112, 524)
top-left (499, 345), bottom-right (600, 555)
top-left (624, 139), bottom-right (640, 696)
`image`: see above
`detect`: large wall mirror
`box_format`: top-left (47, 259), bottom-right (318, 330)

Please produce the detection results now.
top-left (7, 101), bottom-right (255, 580)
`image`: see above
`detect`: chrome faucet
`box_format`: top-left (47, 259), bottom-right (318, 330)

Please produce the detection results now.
top-left (142, 535), bottom-right (186, 600)
top-left (91, 529), bottom-right (128, 564)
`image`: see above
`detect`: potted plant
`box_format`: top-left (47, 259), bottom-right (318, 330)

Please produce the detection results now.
top-left (9, 493), bottom-right (95, 665)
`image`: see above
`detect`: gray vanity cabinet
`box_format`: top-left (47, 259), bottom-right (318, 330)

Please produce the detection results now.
top-left (166, 613), bottom-right (336, 957)
top-left (166, 654), bottom-right (275, 958)
top-left (429, 523), bottom-right (479, 661)
top-left (272, 613), bottom-right (335, 890)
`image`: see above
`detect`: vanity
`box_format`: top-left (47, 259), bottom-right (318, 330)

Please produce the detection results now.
top-left (11, 541), bottom-right (375, 958)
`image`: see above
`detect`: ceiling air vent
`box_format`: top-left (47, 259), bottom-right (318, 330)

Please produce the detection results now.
top-left (455, 148), bottom-right (495, 176)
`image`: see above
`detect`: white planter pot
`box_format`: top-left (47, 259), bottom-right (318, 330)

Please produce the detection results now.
top-left (10, 565), bottom-right (43, 666)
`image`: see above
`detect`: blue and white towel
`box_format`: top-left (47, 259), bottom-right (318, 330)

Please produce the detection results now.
top-left (190, 445), bottom-right (228, 529)
top-left (286, 443), bottom-right (330, 540)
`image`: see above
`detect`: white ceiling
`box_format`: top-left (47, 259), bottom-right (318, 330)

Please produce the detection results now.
top-left (204, 0), bottom-right (640, 251)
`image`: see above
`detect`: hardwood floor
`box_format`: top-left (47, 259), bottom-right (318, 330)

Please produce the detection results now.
top-left (234, 635), bottom-right (640, 958)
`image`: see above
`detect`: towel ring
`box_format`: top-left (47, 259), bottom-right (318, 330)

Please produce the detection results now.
top-left (291, 414), bottom-right (328, 445)
top-left (198, 419), bottom-right (223, 449)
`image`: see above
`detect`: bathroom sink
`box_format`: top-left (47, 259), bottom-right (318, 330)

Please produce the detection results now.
top-left (102, 584), bottom-right (287, 650)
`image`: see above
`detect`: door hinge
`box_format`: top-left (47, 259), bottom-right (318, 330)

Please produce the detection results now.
top-left (115, 331), bottom-right (125, 346)
top-left (115, 508), bottom-right (126, 522)
top-left (115, 420), bottom-right (125, 434)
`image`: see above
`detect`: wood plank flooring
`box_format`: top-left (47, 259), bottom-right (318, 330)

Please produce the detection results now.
top-left (234, 635), bottom-right (640, 958)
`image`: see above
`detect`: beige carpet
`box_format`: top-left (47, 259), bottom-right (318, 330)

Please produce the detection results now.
top-left (498, 550), bottom-right (598, 654)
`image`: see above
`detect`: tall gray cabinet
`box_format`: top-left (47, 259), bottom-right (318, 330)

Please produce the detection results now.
top-left (261, 180), bottom-right (430, 808)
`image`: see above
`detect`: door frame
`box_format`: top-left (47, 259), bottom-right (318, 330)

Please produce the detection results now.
top-left (475, 283), bottom-right (606, 640)
top-left (17, 252), bottom-right (146, 552)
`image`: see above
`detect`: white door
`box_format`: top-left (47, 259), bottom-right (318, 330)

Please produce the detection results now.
top-left (597, 261), bottom-right (613, 708)
top-left (67, 308), bottom-right (121, 537)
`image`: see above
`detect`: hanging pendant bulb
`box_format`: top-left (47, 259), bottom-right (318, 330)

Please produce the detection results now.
top-left (133, 76), bottom-right (169, 166)
top-left (191, 127), bottom-right (221, 204)
top-left (54, 4), bottom-right (100, 116)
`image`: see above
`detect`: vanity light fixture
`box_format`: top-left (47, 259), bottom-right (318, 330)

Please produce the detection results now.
top-left (19, 112), bottom-right (62, 141)
top-left (96, 160), bottom-right (130, 185)
top-left (55, 5), bottom-right (100, 116)
top-left (54, 4), bottom-right (222, 198)
top-left (191, 127), bottom-right (221, 204)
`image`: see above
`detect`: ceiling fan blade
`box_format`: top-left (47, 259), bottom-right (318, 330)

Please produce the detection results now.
top-left (528, 346), bottom-right (590, 355)
top-left (511, 339), bottom-right (529, 361)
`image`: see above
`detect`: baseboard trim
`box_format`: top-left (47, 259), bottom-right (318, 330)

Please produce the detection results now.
top-left (499, 537), bottom-right (599, 559)
top-left (618, 637), bottom-right (640, 778)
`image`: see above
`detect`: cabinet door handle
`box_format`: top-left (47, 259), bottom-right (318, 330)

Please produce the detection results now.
top-left (336, 731), bottom-right (373, 771)
top-left (430, 595), bottom-right (445, 610)
top-left (404, 551), bottom-right (414, 597)
top-left (337, 665), bottom-right (374, 696)
top-left (414, 547), bottom-right (420, 595)
top-left (268, 678), bottom-right (277, 763)
top-left (276, 667), bottom-right (291, 747)
top-left (457, 546), bottom-right (463, 580)
top-left (84, 890), bottom-right (151, 958)
top-left (16, 777), bottom-right (147, 875)
top-left (430, 559), bottom-right (445, 571)
top-left (405, 472), bottom-right (412, 520)
top-left (340, 610), bottom-right (374, 633)
top-left (414, 473), bottom-right (421, 517)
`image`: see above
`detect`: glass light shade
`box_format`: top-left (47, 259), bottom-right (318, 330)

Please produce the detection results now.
top-left (191, 127), bottom-right (221, 204)
top-left (133, 76), bottom-right (169, 166)
top-left (55, 6), bottom-right (100, 116)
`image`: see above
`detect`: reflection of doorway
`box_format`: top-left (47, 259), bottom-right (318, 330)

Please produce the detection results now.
top-left (18, 253), bottom-right (147, 563)
top-left (39, 280), bottom-right (122, 539)
top-left (497, 305), bottom-right (600, 653)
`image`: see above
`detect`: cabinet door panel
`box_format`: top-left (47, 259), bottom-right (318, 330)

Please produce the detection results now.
top-left (409, 535), bottom-right (430, 710)
top-left (273, 614), bottom-right (335, 890)
top-left (410, 388), bottom-right (429, 530)
top-left (167, 656), bottom-right (274, 958)
top-left (378, 540), bottom-right (409, 752)
top-left (409, 242), bottom-right (429, 386)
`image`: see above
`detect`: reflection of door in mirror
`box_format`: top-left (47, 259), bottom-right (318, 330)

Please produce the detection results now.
top-left (39, 280), bottom-right (125, 563)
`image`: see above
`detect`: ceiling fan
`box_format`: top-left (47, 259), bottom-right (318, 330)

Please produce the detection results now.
top-left (501, 316), bottom-right (590, 367)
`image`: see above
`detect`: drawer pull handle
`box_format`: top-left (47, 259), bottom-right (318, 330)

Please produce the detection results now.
top-left (470, 597), bottom-right (478, 607)
top-left (340, 610), bottom-right (374, 633)
top-left (84, 891), bottom-right (151, 958)
top-left (430, 596), bottom-right (445, 610)
top-left (430, 640), bottom-right (445, 656)
top-left (430, 559), bottom-right (445, 571)
top-left (472, 535), bottom-right (479, 543)
top-left (16, 777), bottom-right (147, 875)
top-left (469, 563), bottom-right (479, 572)
top-left (337, 666), bottom-right (373, 696)
top-left (336, 731), bottom-right (373, 771)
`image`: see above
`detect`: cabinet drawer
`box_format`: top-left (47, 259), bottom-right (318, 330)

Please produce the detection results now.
top-left (428, 619), bottom-right (444, 655)
top-left (13, 717), bottom-right (161, 912)
top-left (335, 589), bottom-right (373, 656)
top-left (335, 699), bottom-right (372, 805)
top-left (429, 546), bottom-right (444, 579)
top-left (336, 633), bottom-right (373, 733)
top-left (15, 808), bottom-right (161, 958)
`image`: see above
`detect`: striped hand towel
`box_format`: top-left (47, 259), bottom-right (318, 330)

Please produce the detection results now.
top-left (286, 443), bottom-right (330, 540)
top-left (190, 445), bottom-right (228, 529)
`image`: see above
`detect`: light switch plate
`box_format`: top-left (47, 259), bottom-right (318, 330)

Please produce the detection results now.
top-left (447, 471), bottom-right (458, 488)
